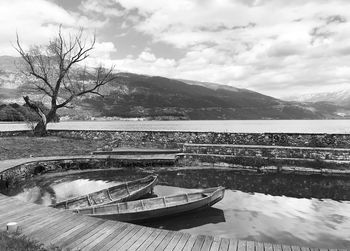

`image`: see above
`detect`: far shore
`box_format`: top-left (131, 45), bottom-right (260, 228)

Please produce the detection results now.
top-left (2, 119), bottom-right (350, 133)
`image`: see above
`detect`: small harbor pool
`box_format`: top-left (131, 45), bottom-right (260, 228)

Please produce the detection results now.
top-left (1, 168), bottom-right (350, 249)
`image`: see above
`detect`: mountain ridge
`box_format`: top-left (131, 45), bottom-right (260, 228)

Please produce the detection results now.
top-left (0, 56), bottom-right (349, 120)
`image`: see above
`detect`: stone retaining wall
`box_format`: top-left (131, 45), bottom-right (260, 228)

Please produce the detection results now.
top-left (44, 130), bottom-right (350, 148)
top-left (183, 144), bottom-right (350, 161)
top-left (0, 157), bottom-right (174, 187)
top-left (3, 130), bottom-right (350, 148)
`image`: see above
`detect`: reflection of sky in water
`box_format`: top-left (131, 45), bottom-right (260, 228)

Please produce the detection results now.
top-left (10, 176), bottom-right (350, 249)
top-left (15, 179), bottom-right (121, 206)
top-left (145, 187), bottom-right (350, 249)
top-left (52, 179), bottom-right (121, 201)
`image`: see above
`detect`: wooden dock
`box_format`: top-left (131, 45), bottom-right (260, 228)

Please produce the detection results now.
top-left (0, 157), bottom-right (348, 251)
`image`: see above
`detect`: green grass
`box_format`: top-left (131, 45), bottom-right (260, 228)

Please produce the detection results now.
top-left (0, 136), bottom-right (107, 160)
top-left (0, 231), bottom-right (57, 251)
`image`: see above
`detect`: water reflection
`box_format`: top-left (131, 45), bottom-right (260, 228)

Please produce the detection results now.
top-left (1, 169), bottom-right (350, 249)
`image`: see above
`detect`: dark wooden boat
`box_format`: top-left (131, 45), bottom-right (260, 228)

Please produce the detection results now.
top-left (72, 187), bottom-right (225, 222)
top-left (53, 175), bottom-right (158, 210)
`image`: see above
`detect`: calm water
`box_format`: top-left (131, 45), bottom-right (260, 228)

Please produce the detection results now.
top-left (2, 120), bottom-right (350, 133)
top-left (3, 169), bottom-right (350, 249)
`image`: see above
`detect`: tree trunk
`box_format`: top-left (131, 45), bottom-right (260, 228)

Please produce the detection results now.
top-left (33, 119), bottom-right (48, 136)
top-left (23, 96), bottom-right (49, 136)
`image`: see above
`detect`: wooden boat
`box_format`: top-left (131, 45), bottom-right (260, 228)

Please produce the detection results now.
top-left (72, 186), bottom-right (225, 222)
top-left (53, 175), bottom-right (158, 210)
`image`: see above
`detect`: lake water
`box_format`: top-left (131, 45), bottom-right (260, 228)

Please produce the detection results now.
top-left (3, 169), bottom-right (350, 249)
top-left (2, 120), bottom-right (350, 133)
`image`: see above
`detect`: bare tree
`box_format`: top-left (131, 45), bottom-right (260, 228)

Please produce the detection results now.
top-left (15, 26), bottom-right (117, 136)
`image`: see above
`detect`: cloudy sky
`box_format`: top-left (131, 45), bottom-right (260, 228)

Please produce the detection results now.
top-left (1, 0), bottom-right (350, 98)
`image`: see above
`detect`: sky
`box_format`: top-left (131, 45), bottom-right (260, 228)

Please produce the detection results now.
top-left (1, 0), bottom-right (350, 99)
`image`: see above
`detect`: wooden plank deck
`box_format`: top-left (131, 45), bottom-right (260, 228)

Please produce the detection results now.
top-left (0, 194), bottom-right (347, 251)
top-left (0, 157), bottom-right (348, 251)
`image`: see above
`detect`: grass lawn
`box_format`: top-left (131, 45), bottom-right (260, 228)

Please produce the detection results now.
top-left (0, 136), bottom-right (107, 160)
top-left (0, 231), bottom-right (58, 251)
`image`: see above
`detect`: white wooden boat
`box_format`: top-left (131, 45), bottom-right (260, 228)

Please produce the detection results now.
top-left (72, 186), bottom-right (225, 222)
top-left (53, 175), bottom-right (158, 209)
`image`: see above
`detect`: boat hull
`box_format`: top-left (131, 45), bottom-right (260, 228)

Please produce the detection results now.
top-left (74, 187), bottom-right (225, 222)
top-left (53, 175), bottom-right (157, 209)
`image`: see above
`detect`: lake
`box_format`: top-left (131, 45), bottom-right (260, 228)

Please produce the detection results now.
top-left (3, 168), bottom-right (350, 249)
top-left (2, 120), bottom-right (350, 133)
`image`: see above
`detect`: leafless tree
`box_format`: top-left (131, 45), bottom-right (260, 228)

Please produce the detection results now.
top-left (15, 26), bottom-right (117, 136)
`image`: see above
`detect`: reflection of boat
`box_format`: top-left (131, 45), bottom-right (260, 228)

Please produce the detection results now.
top-left (72, 187), bottom-right (225, 222)
top-left (53, 175), bottom-right (158, 209)
top-left (140, 206), bottom-right (226, 230)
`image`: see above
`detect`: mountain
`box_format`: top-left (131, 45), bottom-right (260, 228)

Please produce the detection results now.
top-left (80, 73), bottom-right (329, 120)
top-left (0, 56), bottom-right (347, 120)
top-left (286, 89), bottom-right (350, 118)
top-left (287, 89), bottom-right (350, 106)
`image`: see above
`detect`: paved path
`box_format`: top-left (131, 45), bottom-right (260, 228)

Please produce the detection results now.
top-left (0, 156), bottom-right (347, 251)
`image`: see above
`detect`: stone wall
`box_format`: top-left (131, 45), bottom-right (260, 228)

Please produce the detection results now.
top-left (46, 130), bottom-right (350, 149)
top-left (183, 144), bottom-right (350, 161)
top-left (0, 156), bottom-right (174, 189)
top-left (0, 130), bottom-right (31, 137)
top-left (3, 129), bottom-right (350, 170)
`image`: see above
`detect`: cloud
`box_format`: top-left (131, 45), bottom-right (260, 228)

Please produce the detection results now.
top-left (79, 0), bottom-right (124, 17)
top-left (3, 0), bottom-right (350, 98)
top-left (0, 0), bottom-right (108, 56)
top-left (110, 0), bottom-right (350, 98)
top-left (90, 42), bottom-right (117, 59)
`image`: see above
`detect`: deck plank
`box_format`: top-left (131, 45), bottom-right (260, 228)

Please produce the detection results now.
top-left (66, 220), bottom-right (116, 250)
top-left (282, 245), bottom-right (293, 251)
top-left (127, 227), bottom-right (156, 251)
top-left (56, 218), bottom-right (106, 248)
top-left (38, 215), bottom-right (85, 245)
top-left (99, 224), bottom-right (136, 251)
top-left (24, 212), bottom-right (75, 238)
top-left (80, 223), bottom-right (125, 250)
top-left (173, 232), bottom-right (191, 251)
top-left (182, 234), bottom-right (198, 251)
top-left (163, 231), bottom-right (183, 251)
top-left (191, 235), bottom-right (207, 251)
top-left (209, 236), bottom-right (221, 251)
top-left (44, 217), bottom-right (97, 246)
top-left (145, 228), bottom-right (169, 251)
top-left (155, 231), bottom-right (176, 251)
top-left (246, 241), bottom-right (255, 251)
top-left (17, 209), bottom-right (68, 236)
top-left (109, 225), bottom-right (143, 250)
top-left (201, 235), bottom-right (214, 251)
top-left (76, 221), bottom-right (125, 251)
top-left (237, 240), bottom-right (246, 251)
top-left (29, 213), bottom-right (79, 241)
top-left (291, 246), bottom-right (301, 251)
top-left (274, 244), bottom-right (283, 251)
top-left (219, 238), bottom-right (230, 251)
top-left (88, 223), bottom-right (128, 251)
top-left (255, 242), bottom-right (264, 251)
top-left (119, 226), bottom-right (149, 250)
top-left (135, 229), bottom-right (163, 251)
top-left (265, 243), bottom-right (274, 251)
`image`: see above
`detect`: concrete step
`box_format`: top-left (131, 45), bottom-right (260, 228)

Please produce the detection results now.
top-left (93, 148), bottom-right (182, 155)
top-left (177, 153), bottom-right (350, 171)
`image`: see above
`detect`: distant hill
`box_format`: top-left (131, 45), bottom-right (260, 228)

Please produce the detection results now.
top-left (0, 56), bottom-right (348, 120)
top-left (80, 73), bottom-right (329, 120)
